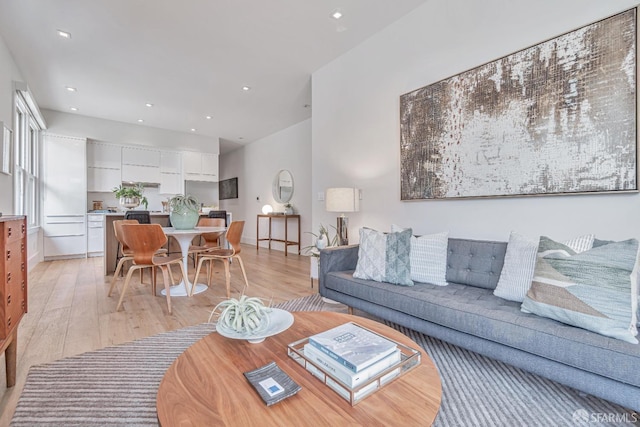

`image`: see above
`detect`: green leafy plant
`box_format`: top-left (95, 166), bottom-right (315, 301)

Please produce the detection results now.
top-left (169, 194), bottom-right (199, 213)
top-left (112, 184), bottom-right (148, 209)
top-left (302, 224), bottom-right (338, 257)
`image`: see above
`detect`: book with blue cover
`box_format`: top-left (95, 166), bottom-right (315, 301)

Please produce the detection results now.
top-left (308, 322), bottom-right (397, 372)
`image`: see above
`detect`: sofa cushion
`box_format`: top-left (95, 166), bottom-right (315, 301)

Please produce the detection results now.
top-left (445, 238), bottom-right (507, 289)
top-left (353, 227), bottom-right (413, 286)
top-left (521, 236), bottom-right (639, 344)
top-left (391, 225), bottom-right (448, 286)
top-left (324, 271), bottom-right (640, 388)
top-left (493, 232), bottom-right (539, 302)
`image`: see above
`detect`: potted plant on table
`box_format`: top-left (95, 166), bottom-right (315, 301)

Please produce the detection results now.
top-left (112, 184), bottom-right (148, 210)
top-left (304, 224), bottom-right (338, 280)
top-left (169, 194), bottom-right (200, 230)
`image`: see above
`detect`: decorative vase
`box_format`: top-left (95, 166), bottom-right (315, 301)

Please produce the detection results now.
top-left (284, 206), bottom-right (294, 215)
top-left (170, 208), bottom-right (199, 230)
top-left (119, 197), bottom-right (140, 210)
top-left (316, 233), bottom-right (328, 250)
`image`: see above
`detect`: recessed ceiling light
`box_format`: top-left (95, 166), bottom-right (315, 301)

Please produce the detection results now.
top-left (190, 128), bottom-right (196, 132)
top-left (137, 119), bottom-right (144, 123)
top-left (331, 9), bottom-right (343, 20)
top-left (205, 115), bottom-right (212, 120)
top-left (145, 103), bottom-right (153, 107)
top-left (242, 86), bottom-right (251, 91)
top-left (70, 107), bottom-right (78, 111)
top-left (57, 30), bottom-right (71, 39)
top-left (66, 86), bottom-right (77, 92)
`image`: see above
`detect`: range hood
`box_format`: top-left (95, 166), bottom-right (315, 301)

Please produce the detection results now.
top-left (122, 181), bottom-right (160, 188)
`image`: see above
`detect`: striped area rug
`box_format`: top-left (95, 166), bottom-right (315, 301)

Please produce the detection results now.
top-left (11, 294), bottom-right (636, 426)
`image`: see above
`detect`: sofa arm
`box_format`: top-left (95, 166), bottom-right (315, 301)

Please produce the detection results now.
top-left (319, 245), bottom-right (359, 293)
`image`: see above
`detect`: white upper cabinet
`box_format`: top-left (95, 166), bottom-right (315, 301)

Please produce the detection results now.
top-left (87, 141), bottom-right (121, 168)
top-left (160, 151), bottom-right (182, 174)
top-left (44, 134), bottom-right (87, 215)
top-left (183, 151), bottom-right (218, 182)
top-left (121, 146), bottom-right (161, 183)
top-left (159, 150), bottom-right (183, 194)
top-left (87, 141), bottom-right (121, 192)
top-left (122, 146), bottom-right (160, 167)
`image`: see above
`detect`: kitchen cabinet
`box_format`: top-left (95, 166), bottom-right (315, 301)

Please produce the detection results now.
top-left (43, 133), bottom-right (87, 259)
top-left (159, 151), bottom-right (183, 194)
top-left (87, 141), bottom-right (121, 168)
top-left (122, 146), bottom-right (161, 183)
top-left (0, 216), bottom-right (27, 388)
top-left (87, 214), bottom-right (104, 256)
top-left (122, 146), bottom-right (160, 167)
top-left (183, 151), bottom-right (218, 182)
top-left (87, 141), bottom-right (121, 192)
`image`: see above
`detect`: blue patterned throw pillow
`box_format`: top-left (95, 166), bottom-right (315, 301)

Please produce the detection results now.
top-left (353, 227), bottom-right (413, 286)
top-left (521, 236), bottom-right (639, 344)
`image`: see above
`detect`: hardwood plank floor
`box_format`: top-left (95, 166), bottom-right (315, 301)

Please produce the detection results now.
top-left (0, 244), bottom-right (316, 425)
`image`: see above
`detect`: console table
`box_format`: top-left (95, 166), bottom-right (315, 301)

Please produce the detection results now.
top-left (256, 214), bottom-right (300, 256)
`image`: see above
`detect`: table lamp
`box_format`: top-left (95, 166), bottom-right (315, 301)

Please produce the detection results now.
top-left (325, 187), bottom-right (360, 246)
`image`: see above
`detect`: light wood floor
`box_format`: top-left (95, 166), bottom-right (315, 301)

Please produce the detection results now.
top-left (0, 244), bottom-right (316, 425)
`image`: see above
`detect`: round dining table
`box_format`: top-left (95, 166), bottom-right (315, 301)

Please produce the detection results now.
top-left (161, 226), bottom-right (226, 296)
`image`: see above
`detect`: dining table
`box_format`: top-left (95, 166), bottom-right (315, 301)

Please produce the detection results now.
top-left (161, 226), bottom-right (226, 297)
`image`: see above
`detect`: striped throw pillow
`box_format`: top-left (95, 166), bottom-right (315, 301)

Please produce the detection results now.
top-left (493, 232), bottom-right (539, 302)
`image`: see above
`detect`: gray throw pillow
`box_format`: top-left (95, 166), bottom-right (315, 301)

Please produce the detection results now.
top-left (353, 227), bottom-right (413, 286)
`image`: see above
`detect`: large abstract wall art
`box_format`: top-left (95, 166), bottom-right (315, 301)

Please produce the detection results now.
top-left (400, 9), bottom-right (637, 200)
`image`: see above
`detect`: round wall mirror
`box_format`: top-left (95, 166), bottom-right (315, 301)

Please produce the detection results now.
top-left (272, 170), bottom-right (294, 203)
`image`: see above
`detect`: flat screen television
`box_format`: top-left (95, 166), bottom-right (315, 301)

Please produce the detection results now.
top-left (219, 177), bottom-right (238, 200)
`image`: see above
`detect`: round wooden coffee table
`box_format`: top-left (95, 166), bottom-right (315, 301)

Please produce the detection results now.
top-left (157, 312), bottom-right (442, 425)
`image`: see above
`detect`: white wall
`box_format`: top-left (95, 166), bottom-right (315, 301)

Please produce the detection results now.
top-left (219, 119), bottom-right (312, 250)
top-left (312, 0), bottom-right (640, 243)
top-left (0, 33), bottom-right (23, 214)
top-left (0, 34), bottom-right (44, 268)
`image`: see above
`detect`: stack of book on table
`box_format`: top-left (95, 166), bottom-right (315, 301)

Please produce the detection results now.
top-left (303, 322), bottom-right (403, 401)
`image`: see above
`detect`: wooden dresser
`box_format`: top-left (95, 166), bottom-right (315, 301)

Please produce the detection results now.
top-left (0, 216), bottom-right (28, 388)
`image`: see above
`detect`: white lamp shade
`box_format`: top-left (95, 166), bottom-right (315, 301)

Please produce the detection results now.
top-left (325, 188), bottom-right (360, 213)
top-left (261, 204), bottom-right (273, 214)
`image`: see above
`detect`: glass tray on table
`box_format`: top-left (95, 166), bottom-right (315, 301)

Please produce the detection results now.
top-left (287, 322), bottom-right (421, 406)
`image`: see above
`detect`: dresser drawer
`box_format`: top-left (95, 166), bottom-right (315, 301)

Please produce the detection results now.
top-left (3, 220), bottom-right (25, 244)
top-left (1, 281), bottom-right (25, 339)
top-left (4, 239), bottom-right (25, 266)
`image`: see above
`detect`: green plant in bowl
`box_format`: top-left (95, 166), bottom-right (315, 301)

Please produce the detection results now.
top-left (112, 184), bottom-right (148, 209)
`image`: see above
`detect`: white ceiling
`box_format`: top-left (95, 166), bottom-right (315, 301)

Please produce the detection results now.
top-left (0, 0), bottom-right (428, 153)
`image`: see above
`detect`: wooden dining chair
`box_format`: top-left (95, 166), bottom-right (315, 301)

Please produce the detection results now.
top-left (188, 217), bottom-right (225, 261)
top-left (192, 220), bottom-right (249, 297)
top-left (110, 224), bottom-right (188, 314)
top-left (109, 219), bottom-right (168, 292)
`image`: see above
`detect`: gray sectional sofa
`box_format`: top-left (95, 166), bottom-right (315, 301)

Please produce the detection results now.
top-left (318, 238), bottom-right (640, 411)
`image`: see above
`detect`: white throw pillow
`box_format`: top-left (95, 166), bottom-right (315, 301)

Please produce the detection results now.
top-left (391, 225), bottom-right (448, 286)
top-left (493, 232), bottom-right (539, 302)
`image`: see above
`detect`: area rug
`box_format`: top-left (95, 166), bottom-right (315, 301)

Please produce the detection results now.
top-left (10, 294), bottom-right (637, 426)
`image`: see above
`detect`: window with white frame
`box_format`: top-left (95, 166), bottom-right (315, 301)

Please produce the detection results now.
top-left (14, 93), bottom-right (41, 228)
